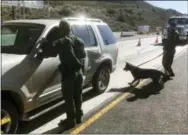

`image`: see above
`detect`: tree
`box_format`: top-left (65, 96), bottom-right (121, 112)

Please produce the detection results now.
top-left (58, 8), bottom-right (73, 16)
top-left (117, 12), bottom-right (125, 22)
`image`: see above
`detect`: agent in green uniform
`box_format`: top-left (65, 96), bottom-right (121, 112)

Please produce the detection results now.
top-left (162, 21), bottom-right (179, 77)
top-left (41, 19), bottom-right (86, 130)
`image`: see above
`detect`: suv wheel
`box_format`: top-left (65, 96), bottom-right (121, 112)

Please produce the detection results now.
top-left (186, 37), bottom-right (188, 44)
top-left (92, 65), bottom-right (110, 94)
top-left (1, 100), bottom-right (18, 134)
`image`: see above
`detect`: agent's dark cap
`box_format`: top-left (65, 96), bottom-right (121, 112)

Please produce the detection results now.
top-left (59, 19), bottom-right (70, 33)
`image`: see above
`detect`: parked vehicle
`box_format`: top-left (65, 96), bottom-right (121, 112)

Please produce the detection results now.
top-left (1, 17), bottom-right (118, 134)
top-left (137, 25), bottom-right (150, 34)
top-left (156, 27), bottom-right (162, 35)
top-left (162, 15), bottom-right (188, 44)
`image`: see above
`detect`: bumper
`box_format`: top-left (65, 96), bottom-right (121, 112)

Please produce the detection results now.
top-left (162, 34), bottom-right (188, 41)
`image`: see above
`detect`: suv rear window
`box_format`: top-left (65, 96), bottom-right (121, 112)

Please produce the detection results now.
top-left (97, 25), bottom-right (116, 45)
top-left (71, 25), bottom-right (97, 47)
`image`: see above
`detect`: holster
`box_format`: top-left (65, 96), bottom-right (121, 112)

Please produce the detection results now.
top-left (58, 64), bottom-right (80, 79)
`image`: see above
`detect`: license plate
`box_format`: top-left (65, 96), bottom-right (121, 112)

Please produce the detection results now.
top-left (163, 35), bottom-right (167, 39)
top-left (179, 36), bottom-right (187, 40)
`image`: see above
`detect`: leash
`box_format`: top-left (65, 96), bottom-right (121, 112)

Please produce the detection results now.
top-left (137, 52), bottom-right (163, 67)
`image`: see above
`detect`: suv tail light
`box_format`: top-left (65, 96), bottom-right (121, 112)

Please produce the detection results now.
top-left (116, 43), bottom-right (119, 59)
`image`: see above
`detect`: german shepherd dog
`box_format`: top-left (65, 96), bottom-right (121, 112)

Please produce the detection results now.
top-left (123, 62), bottom-right (170, 86)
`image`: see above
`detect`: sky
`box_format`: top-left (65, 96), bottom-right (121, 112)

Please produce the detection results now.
top-left (146, 1), bottom-right (188, 14)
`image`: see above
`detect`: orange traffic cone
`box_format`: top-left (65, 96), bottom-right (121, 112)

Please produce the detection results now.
top-left (155, 36), bottom-right (158, 44)
top-left (137, 38), bottom-right (141, 46)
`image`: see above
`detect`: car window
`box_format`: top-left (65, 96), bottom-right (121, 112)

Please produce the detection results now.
top-left (168, 18), bottom-right (188, 25)
top-left (97, 25), bottom-right (116, 45)
top-left (1, 24), bottom-right (45, 54)
top-left (87, 25), bottom-right (97, 46)
top-left (1, 27), bottom-right (18, 46)
top-left (71, 25), bottom-right (92, 47)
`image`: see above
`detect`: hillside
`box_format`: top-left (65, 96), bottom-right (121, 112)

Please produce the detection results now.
top-left (1, 0), bottom-right (182, 31)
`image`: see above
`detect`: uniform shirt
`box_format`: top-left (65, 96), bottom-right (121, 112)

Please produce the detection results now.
top-left (164, 27), bottom-right (179, 52)
top-left (52, 34), bottom-right (86, 74)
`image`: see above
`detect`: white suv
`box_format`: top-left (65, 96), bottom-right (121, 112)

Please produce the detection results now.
top-left (1, 17), bottom-right (118, 134)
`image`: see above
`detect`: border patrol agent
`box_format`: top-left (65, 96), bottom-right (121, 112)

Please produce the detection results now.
top-left (162, 21), bottom-right (179, 77)
top-left (41, 19), bottom-right (86, 130)
top-left (56, 20), bottom-right (86, 130)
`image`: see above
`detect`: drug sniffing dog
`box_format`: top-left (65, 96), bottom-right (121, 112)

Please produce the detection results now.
top-left (123, 62), bottom-right (170, 87)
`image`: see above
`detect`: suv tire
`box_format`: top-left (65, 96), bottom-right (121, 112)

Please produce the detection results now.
top-left (92, 65), bottom-right (110, 94)
top-left (186, 36), bottom-right (188, 44)
top-left (1, 100), bottom-right (18, 134)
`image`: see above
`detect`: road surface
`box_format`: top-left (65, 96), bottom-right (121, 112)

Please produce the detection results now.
top-left (70, 47), bottom-right (188, 134)
top-left (17, 36), bottom-right (188, 134)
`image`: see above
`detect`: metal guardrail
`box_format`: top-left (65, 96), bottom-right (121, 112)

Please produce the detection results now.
top-left (113, 31), bottom-right (137, 38)
top-left (113, 32), bottom-right (160, 39)
top-left (120, 31), bottom-right (137, 37)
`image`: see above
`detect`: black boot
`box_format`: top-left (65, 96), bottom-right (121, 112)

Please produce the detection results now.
top-left (76, 111), bottom-right (83, 124)
top-left (169, 68), bottom-right (175, 77)
top-left (169, 71), bottom-right (175, 77)
top-left (165, 70), bottom-right (170, 76)
top-left (58, 119), bottom-right (76, 130)
top-left (76, 116), bottom-right (82, 124)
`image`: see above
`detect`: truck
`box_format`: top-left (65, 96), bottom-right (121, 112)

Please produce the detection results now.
top-left (156, 27), bottom-right (162, 35)
top-left (162, 15), bottom-right (188, 44)
top-left (138, 25), bottom-right (150, 34)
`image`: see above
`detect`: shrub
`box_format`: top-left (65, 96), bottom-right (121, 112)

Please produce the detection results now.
top-left (107, 8), bottom-right (116, 14)
top-left (58, 8), bottom-right (73, 16)
top-left (127, 9), bottom-right (133, 14)
top-left (117, 14), bottom-right (125, 22)
top-left (138, 12), bottom-right (143, 20)
top-left (152, 8), bottom-right (157, 13)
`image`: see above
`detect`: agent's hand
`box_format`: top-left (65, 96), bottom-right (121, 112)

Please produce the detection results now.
top-left (33, 48), bottom-right (44, 60)
top-left (40, 38), bottom-right (48, 45)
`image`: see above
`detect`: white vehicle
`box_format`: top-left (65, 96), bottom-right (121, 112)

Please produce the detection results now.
top-left (1, 17), bottom-right (118, 134)
top-left (162, 15), bottom-right (188, 44)
top-left (138, 25), bottom-right (150, 34)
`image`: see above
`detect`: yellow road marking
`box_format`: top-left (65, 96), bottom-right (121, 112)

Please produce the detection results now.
top-left (71, 80), bottom-right (145, 134)
top-left (1, 117), bottom-right (11, 126)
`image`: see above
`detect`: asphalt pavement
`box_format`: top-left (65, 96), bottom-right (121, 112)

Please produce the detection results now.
top-left (71, 48), bottom-right (188, 134)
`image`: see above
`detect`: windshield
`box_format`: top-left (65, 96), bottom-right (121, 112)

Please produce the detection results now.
top-left (168, 18), bottom-right (188, 25)
top-left (1, 23), bottom-right (45, 54)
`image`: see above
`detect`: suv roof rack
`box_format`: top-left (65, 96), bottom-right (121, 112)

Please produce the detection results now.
top-left (63, 17), bottom-right (103, 23)
top-left (170, 15), bottom-right (188, 18)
